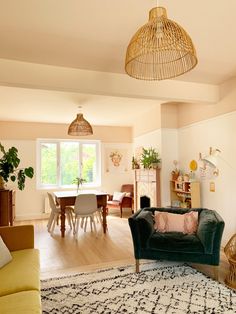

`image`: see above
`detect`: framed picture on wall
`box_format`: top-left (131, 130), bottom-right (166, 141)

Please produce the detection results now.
top-left (105, 148), bottom-right (128, 173)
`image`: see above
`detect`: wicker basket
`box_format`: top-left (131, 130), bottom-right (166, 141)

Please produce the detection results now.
top-left (224, 234), bottom-right (236, 288)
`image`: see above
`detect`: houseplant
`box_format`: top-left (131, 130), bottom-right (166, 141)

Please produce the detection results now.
top-left (73, 177), bottom-right (86, 193)
top-left (132, 156), bottom-right (140, 169)
top-left (140, 147), bottom-right (161, 169)
top-left (0, 143), bottom-right (34, 190)
top-left (171, 159), bottom-right (180, 180)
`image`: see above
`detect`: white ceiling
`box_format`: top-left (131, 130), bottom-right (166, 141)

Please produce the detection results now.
top-left (0, 0), bottom-right (236, 126)
top-left (0, 86), bottom-right (160, 126)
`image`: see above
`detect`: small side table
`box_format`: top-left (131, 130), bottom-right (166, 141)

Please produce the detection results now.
top-left (224, 234), bottom-right (236, 289)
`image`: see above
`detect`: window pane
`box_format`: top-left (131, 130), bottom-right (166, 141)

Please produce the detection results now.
top-left (41, 143), bottom-right (57, 185)
top-left (38, 140), bottom-right (100, 188)
top-left (82, 144), bottom-right (96, 183)
top-left (61, 142), bottom-right (79, 185)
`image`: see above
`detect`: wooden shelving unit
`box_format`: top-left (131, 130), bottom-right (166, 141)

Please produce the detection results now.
top-left (170, 180), bottom-right (200, 208)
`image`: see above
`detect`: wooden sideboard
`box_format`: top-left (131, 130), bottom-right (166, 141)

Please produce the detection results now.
top-left (0, 189), bottom-right (15, 226)
top-left (134, 169), bottom-right (161, 210)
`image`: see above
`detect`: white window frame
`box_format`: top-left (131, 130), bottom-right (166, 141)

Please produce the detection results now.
top-left (36, 138), bottom-right (101, 189)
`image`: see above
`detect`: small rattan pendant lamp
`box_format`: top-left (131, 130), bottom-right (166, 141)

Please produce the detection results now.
top-left (68, 107), bottom-right (93, 136)
top-left (125, 6), bottom-right (198, 80)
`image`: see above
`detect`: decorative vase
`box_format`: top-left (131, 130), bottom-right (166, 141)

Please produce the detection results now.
top-left (77, 184), bottom-right (82, 194)
top-left (184, 174), bottom-right (190, 182)
top-left (171, 171), bottom-right (179, 181)
top-left (177, 175), bottom-right (183, 182)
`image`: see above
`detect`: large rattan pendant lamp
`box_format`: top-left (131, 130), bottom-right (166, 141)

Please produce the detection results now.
top-left (68, 106), bottom-right (93, 136)
top-left (125, 6), bottom-right (198, 80)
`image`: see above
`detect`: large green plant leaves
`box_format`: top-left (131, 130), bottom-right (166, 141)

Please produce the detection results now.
top-left (0, 143), bottom-right (34, 190)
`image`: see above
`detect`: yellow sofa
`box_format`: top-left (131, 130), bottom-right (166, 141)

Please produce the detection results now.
top-left (0, 225), bottom-right (41, 314)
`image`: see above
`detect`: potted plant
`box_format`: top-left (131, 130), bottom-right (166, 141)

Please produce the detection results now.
top-left (73, 177), bottom-right (86, 193)
top-left (132, 156), bottom-right (140, 169)
top-left (140, 147), bottom-right (161, 169)
top-left (0, 143), bottom-right (34, 190)
top-left (171, 160), bottom-right (180, 180)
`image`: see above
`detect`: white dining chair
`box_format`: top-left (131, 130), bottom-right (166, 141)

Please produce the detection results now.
top-left (72, 193), bottom-right (102, 238)
top-left (47, 192), bottom-right (74, 234)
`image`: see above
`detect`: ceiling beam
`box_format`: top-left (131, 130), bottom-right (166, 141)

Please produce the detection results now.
top-left (0, 58), bottom-right (219, 103)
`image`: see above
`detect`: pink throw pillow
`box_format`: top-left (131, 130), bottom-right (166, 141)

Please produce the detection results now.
top-left (154, 211), bottom-right (198, 234)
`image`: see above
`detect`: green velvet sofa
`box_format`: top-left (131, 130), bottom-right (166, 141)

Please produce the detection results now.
top-left (128, 207), bottom-right (225, 273)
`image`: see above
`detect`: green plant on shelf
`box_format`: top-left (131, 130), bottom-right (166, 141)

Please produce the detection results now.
top-left (140, 147), bottom-right (161, 169)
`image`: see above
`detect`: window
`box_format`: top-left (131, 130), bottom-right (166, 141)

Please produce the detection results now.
top-left (37, 139), bottom-right (101, 189)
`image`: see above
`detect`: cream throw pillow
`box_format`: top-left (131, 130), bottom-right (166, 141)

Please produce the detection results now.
top-left (112, 192), bottom-right (126, 202)
top-left (154, 211), bottom-right (198, 234)
top-left (124, 192), bottom-right (131, 197)
top-left (0, 236), bottom-right (12, 268)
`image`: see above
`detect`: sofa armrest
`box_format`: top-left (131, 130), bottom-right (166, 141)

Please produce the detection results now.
top-left (197, 209), bottom-right (224, 254)
top-left (128, 209), bottom-right (154, 258)
top-left (0, 225), bottom-right (34, 251)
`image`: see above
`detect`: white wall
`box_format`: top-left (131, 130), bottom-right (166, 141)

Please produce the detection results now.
top-left (178, 112), bottom-right (236, 245)
top-left (133, 129), bottom-right (162, 154)
top-left (0, 139), bottom-right (133, 220)
top-left (161, 129), bottom-right (179, 206)
top-left (101, 143), bottom-right (133, 195)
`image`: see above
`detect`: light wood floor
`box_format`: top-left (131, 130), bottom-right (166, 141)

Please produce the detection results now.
top-left (16, 210), bottom-right (135, 279)
top-left (16, 210), bottom-right (231, 288)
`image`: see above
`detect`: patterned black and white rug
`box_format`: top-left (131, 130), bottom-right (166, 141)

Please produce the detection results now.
top-left (41, 261), bottom-right (236, 314)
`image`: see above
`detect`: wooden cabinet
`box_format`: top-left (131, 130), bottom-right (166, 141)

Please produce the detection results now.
top-left (134, 169), bottom-right (161, 210)
top-left (170, 180), bottom-right (200, 208)
top-left (0, 190), bottom-right (15, 226)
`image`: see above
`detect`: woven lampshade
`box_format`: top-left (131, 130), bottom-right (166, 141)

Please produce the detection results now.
top-left (125, 7), bottom-right (198, 81)
top-left (68, 113), bottom-right (93, 136)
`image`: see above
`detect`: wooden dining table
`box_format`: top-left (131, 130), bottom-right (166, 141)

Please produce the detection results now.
top-left (53, 190), bottom-right (108, 238)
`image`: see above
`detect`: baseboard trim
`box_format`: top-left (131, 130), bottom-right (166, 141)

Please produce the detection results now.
top-left (15, 213), bottom-right (50, 221)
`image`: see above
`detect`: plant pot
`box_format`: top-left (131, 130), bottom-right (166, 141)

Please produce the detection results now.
top-left (171, 172), bottom-right (179, 181)
top-left (151, 163), bottom-right (159, 169)
top-left (184, 174), bottom-right (190, 182)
